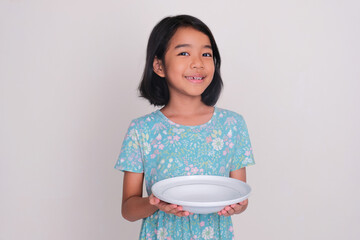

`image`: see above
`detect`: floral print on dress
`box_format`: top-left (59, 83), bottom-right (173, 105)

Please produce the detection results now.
top-left (115, 107), bottom-right (255, 239)
top-left (202, 227), bottom-right (215, 239)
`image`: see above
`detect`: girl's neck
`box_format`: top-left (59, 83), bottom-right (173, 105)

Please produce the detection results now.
top-left (160, 97), bottom-right (215, 126)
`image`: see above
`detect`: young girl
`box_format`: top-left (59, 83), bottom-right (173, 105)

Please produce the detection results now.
top-left (115, 15), bottom-right (255, 240)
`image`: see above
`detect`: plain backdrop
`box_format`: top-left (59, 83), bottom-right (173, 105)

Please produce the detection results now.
top-left (1, 0), bottom-right (359, 239)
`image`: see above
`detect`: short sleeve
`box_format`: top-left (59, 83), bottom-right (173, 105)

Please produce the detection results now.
top-left (230, 115), bottom-right (255, 171)
top-left (114, 120), bottom-right (144, 173)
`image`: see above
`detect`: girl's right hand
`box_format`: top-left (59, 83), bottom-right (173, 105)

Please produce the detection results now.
top-left (149, 194), bottom-right (191, 217)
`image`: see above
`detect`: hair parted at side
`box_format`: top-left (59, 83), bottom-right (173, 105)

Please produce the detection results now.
top-left (138, 14), bottom-right (223, 107)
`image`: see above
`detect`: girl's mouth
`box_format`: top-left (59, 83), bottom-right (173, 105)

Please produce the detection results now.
top-left (185, 76), bottom-right (205, 83)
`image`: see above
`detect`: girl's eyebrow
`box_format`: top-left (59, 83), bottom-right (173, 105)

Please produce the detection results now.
top-left (174, 44), bottom-right (212, 50)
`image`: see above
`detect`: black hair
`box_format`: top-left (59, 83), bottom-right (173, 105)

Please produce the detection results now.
top-left (138, 14), bottom-right (223, 106)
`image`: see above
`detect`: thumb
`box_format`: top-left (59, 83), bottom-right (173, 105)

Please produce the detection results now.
top-left (149, 194), bottom-right (160, 205)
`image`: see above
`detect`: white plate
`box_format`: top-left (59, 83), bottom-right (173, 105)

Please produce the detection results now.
top-left (151, 175), bottom-right (251, 214)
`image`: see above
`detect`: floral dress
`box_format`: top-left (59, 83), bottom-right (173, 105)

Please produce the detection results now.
top-left (115, 107), bottom-right (255, 240)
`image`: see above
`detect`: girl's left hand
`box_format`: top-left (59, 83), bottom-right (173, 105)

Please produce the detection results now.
top-left (217, 199), bottom-right (248, 216)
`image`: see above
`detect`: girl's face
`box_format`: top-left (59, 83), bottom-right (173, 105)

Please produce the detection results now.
top-left (154, 27), bottom-right (215, 101)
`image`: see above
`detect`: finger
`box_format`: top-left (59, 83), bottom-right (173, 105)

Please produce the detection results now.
top-left (222, 212), bottom-right (229, 217)
top-left (158, 203), bottom-right (190, 217)
top-left (149, 195), bottom-right (160, 205)
top-left (233, 204), bottom-right (246, 214)
top-left (164, 204), bottom-right (178, 213)
top-left (167, 205), bottom-right (182, 214)
top-left (218, 207), bottom-right (228, 216)
top-left (167, 205), bottom-right (181, 214)
top-left (218, 204), bottom-right (231, 215)
top-left (173, 207), bottom-right (190, 217)
top-left (222, 211), bottom-right (230, 217)
top-left (239, 199), bottom-right (248, 205)
top-left (232, 203), bottom-right (242, 211)
top-left (183, 211), bottom-right (190, 217)
top-left (156, 201), bottom-right (166, 208)
top-left (223, 206), bottom-right (234, 217)
top-left (157, 201), bottom-right (172, 211)
top-left (175, 211), bottom-right (189, 217)
top-left (175, 212), bottom-right (184, 217)
top-left (226, 207), bottom-right (235, 216)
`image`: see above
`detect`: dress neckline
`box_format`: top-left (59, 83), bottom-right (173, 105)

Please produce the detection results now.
top-left (156, 107), bottom-right (217, 128)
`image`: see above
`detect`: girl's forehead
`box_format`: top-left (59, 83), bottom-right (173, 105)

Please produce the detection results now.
top-left (168, 27), bottom-right (211, 47)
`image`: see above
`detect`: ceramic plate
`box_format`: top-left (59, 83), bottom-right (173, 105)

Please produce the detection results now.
top-left (151, 175), bottom-right (251, 214)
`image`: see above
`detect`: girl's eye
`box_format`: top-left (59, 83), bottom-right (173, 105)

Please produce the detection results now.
top-left (203, 53), bottom-right (212, 57)
top-left (178, 52), bottom-right (189, 56)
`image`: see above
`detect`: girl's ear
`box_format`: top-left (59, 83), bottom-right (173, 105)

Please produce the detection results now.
top-left (153, 57), bottom-right (165, 78)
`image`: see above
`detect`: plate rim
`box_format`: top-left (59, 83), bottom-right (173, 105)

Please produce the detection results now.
top-left (151, 175), bottom-right (251, 207)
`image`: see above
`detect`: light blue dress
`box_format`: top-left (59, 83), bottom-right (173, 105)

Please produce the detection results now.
top-left (115, 107), bottom-right (255, 240)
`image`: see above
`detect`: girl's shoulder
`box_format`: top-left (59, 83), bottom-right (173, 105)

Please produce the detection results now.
top-left (214, 107), bottom-right (250, 133)
top-left (215, 107), bottom-right (245, 121)
top-left (130, 110), bottom-right (158, 123)
top-left (126, 110), bottom-right (164, 130)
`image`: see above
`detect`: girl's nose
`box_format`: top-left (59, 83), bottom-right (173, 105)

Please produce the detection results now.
top-left (190, 56), bottom-right (204, 69)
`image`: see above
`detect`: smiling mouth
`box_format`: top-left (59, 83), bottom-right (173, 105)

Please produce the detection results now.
top-left (185, 76), bottom-right (205, 82)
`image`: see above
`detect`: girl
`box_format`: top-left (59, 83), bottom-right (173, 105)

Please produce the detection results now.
top-left (115, 15), bottom-right (255, 240)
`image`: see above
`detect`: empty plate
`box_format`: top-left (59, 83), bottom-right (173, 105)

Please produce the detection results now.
top-left (151, 175), bottom-right (251, 214)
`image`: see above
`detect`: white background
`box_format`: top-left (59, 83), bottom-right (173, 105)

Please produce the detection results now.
top-left (1, 0), bottom-right (359, 239)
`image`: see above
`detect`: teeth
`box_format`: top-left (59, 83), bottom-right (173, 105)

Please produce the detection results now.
top-left (187, 76), bottom-right (203, 80)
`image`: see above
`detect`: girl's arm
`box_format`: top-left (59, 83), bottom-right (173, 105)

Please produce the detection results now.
top-left (122, 171), bottom-right (191, 222)
top-left (218, 167), bottom-right (249, 216)
top-left (230, 166), bottom-right (247, 182)
top-left (121, 171), bottom-right (158, 222)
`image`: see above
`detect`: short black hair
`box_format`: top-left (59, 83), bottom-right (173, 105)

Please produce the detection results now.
top-left (138, 15), bottom-right (223, 106)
